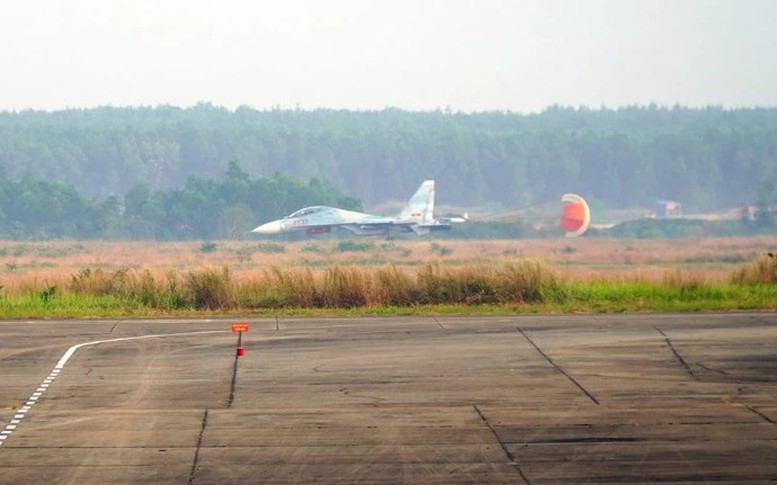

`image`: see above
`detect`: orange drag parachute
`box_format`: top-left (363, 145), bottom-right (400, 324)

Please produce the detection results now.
top-left (560, 193), bottom-right (590, 237)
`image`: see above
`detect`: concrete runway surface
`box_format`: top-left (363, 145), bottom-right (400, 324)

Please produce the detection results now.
top-left (1, 313), bottom-right (776, 484)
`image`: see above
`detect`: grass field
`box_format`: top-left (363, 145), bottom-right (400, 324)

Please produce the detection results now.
top-left (0, 237), bottom-right (775, 317)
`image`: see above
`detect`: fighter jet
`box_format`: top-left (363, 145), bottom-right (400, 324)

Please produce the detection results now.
top-left (252, 180), bottom-right (456, 237)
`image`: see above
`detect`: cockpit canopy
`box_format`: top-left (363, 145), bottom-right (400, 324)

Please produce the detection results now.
top-left (287, 206), bottom-right (328, 218)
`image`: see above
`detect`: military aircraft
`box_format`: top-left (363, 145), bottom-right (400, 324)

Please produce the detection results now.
top-left (252, 180), bottom-right (458, 237)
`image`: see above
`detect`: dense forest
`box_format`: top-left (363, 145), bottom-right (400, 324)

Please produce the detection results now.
top-left (1, 104), bottom-right (776, 211)
top-left (0, 104), bottom-right (776, 240)
top-left (0, 163), bottom-right (360, 240)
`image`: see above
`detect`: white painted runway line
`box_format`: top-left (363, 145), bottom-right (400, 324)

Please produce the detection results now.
top-left (0, 330), bottom-right (228, 447)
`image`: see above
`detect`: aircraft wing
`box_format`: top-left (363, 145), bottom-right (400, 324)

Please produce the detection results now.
top-left (335, 216), bottom-right (405, 236)
top-left (252, 207), bottom-right (396, 236)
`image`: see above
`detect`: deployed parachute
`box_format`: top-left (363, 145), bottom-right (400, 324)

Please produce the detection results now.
top-left (560, 193), bottom-right (590, 237)
top-left (471, 192), bottom-right (591, 237)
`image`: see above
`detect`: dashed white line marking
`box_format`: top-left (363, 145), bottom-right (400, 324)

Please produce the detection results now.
top-left (0, 329), bottom-right (228, 447)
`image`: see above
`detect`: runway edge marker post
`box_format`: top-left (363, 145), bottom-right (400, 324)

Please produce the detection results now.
top-left (232, 322), bottom-right (249, 356)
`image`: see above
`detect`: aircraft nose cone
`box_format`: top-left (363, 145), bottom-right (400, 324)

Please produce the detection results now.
top-left (252, 220), bottom-right (283, 234)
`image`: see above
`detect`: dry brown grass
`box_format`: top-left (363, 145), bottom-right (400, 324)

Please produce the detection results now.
top-left (731, 253), bottom-right (777, 284)
top-left (0, 237), bottom-right (775, 295)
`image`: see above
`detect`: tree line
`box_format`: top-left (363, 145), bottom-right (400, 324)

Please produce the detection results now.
top-left (0, 163), bottom-right (360, 240)
top-left (0, 158), bottom-right (773, 241)
top-left (1, 104), bottom-right (775, 213)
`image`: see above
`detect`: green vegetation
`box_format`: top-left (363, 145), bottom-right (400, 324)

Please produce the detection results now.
top-left (0, 162), bottom-right (359, 240)
top-left (199, 242), bottom-right (219, 253)
top-left (1, 105), bottom-right (777, 240)
top-left (334, 240), bottom-right (376, 252)
top-left (297, 240), bottom-right (412, 257)
top-left (0, 256), bottom-right (774, 318)
top-left (605, 218), bottom-right (758, 239)
top-left (429, 242), bottom-right (453, 257)
top-left (233, 243), bottom-right (285, 262)
top-left (731, 253), bottom-right (777, 284)
top-left (0, 244), bottom-right (90, 258)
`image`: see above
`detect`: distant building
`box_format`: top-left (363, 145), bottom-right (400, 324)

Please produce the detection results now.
top-left (654, 200), bottom-right (681, 218)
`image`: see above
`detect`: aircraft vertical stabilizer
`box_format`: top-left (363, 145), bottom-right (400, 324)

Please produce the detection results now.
top-left (399, 180), bottom-right (435, 224)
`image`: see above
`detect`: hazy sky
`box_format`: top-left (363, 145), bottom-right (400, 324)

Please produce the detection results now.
top-left (1, 0), bottom-right (775, 113)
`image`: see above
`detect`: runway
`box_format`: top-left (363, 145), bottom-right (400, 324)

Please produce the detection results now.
top-left (1, 314), bottom-right (776, 483)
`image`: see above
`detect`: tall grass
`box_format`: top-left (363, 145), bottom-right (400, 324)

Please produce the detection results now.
top-left (1, 254), bottom-right (775, 316)
top-left (68, 266), bottom-right (235, 310)
top-left (323, 265), bottom-right (368, 307)
top-left (731, 253), bottom-right (777, 284)
top-left (54, 260), bottom-right (563, 310)
top-left (184, 267), bottom-right (234, 309)
top-left (371, 265), bottom-right (418, 306)
top-left (264, 266), bottom-right (318, 307)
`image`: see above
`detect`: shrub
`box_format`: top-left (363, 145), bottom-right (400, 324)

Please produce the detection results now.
top-left (255, 243), bottom-right (286, 254)
top-left (495, 260), bottom-right (560, 303)
top-left (39, 285), bottom-right (57, 303)
top-left (663, 269), bottom-right (702, 289)
top-left (265, 266), bottom-right (319, 307)
top-left (235, 243), bottom-right (286, 262)
top-left (300, 242), bottom-right (328, 254)
top-left (458, 268), bottom-right (498, 304)
top-left (233, 272), bottom-right (290, 309)
top-left (164, 271), bottom-right (190, 309)
top-left (416, 262), bottom-right (461, 304)
top-left (257, 290), bottom-right (290, 308)
top-left (379, 242), bottom-right (412, 257)
top-left (430, 242), bottom-right (453, 256)
top-left (134, 270), bottom-right (163, 307)
top-left (334, 240), bottom-right (375, 252)
top-left (184, 267), bottom-right (234, 309)
top-left (731, 253), bottom-right (777, 284)
top-left (70, 267), bottom-right (131, 296)
top-left (199, 241), bottom-right (218, 253)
